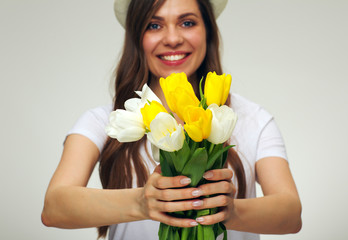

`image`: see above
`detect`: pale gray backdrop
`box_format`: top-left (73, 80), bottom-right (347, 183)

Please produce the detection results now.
top-left (1, 0), bottom-right (347, 239)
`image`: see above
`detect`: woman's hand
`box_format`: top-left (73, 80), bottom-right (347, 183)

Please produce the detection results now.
top-left (140, 166), bottom-right (235, 228)
top-left (193, 168), bottom-right (236, 226)
top-left (140, 165), bottom-right (199, 227)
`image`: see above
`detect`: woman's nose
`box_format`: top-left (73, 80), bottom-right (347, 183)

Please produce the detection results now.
top-left (162, 27), bottom-right (184, 47)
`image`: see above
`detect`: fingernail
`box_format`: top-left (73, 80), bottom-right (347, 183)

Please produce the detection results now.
top-left (180, 178), bottom-right (191, 185)
top-left (196, 217), bottom-right (204, 223)
top-left (192, 200), bottom-right (203, 207)
top-left (203, 171), bottom-right (213, 179)
top-left (190, 221), bottom-right (198, 226)
top-left (192, 189), bottom-right (202, 197)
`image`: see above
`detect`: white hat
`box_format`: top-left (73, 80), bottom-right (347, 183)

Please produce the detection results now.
top-left (114, 0), bottom-right (228, 28)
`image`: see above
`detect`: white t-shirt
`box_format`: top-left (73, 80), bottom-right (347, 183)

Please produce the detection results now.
top-left (67, 93), bottom-right (288, 240)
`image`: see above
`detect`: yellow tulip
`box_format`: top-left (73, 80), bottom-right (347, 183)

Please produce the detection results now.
top-left (183, 106), bottom-right (212, 142)
top-left (204, 71), bottom-right (232, 106)
top-left (160, 72), bottom-right (200, 121)
top-left (140, 101), bottom-right (167, 130)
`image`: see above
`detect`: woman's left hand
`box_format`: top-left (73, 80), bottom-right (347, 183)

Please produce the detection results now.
top-left (192, 168), bottom-right (236, 225)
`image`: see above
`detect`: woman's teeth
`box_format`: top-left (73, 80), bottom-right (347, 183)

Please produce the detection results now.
top-left (160, 54), bottom-right (186, 61)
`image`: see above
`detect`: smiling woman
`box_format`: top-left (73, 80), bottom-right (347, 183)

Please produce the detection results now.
top-left (41, 0), bottom-right (302, 239)
top-left (142, 0), bottom-right (207, 80)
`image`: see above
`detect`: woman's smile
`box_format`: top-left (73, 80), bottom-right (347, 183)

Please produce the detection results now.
top-left (158, 51), bottom-right (191, 66)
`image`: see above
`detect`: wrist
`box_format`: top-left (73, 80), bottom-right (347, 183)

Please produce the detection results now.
top-left (131, 187), bottom-right (148, 221)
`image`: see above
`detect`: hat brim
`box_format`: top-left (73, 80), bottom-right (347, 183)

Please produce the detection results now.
top-left (114, 0), bottom-right (227, 28)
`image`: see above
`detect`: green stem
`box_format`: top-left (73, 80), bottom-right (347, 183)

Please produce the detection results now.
top-left (208, 142), bottom-right (215, 155)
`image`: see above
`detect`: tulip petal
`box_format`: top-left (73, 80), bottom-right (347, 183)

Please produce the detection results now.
top-left (207, 104), bottom-right (237, 144)
top-left (105, 109), bottom-right (145, 142)
top-left (136, 83), bottom-right (162, 105)
top-left (147, 112), bottom-right (184, 152)
top-left (124, 98), bottom-right (141, 113)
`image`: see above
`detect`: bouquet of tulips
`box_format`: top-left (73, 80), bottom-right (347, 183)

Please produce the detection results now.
top-left (106, 72), bottom-right (237, 240)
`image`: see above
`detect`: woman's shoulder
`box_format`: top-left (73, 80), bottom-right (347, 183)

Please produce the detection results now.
top-left (231, 93), bottom-right (272, 119)
top-left (230, 93), bottom-right (274, 136)
top-left (84, 104), bottom-right (113, 120)
top-left (67, 104), bottom-right (113, 152)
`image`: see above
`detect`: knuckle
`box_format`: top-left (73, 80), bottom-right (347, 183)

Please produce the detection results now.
top-left (161, 190), bottom-right (172, 200)
top-left (199, 184), bottom-right (209, 194)
top-left (148, 211), bottom-right (156, 220)
top-left (220, 195), bottom-right (229, 206)
top-left (221, 181), bottom-right (231, 192)
top-left (144, 189), bottom-right (152, 199)
top-left (167, 218), bottom-right (175, 226)
top-left (163, 202), bottom-right (172, 212)
top-left (221, 209), bottom-right (228, 220)
top-left (225, 169), bottom-right (233, 178)
top-left (232, 186), bottom-right (237, 195)
top-left (156, 178), bottom-right (166, 189)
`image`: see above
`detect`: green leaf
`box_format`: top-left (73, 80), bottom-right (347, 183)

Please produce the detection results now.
top-left (160, 150), bottom-right (177, 176)
top-left (203, 225), bottom-right (215, 240)
top-left (216, 222), bottom-right (227, 240)
top-left (159, 223), bottom-right (170, 240)
top-left (174, 228), bottom-right (180, 240)
top-left (160, 152), bottom-right (174, 177)
top-left (206, 145), bottom-right (234, 170)
top-left (192, 225), bottom-right (197, 239)
top-left (173, 139), bottom-right (191, 173)
top-left (182, 148), bottom-right (208, 187)
top-left (181, 227), bottom-right (191, 240)
top-left (197, 224), bottom-right (204, 240)
top-left (196, 209), bottom-right (210, 217)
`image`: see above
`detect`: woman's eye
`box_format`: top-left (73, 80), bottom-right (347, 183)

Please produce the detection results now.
top-left (182, 21), bottom-right (195, 27)
top-left (147, 23), bottom-right (161, 30)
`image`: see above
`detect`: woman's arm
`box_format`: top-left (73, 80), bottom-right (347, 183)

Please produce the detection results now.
top-left (41, 134), bottom-right (147, 228)
top-left (195, 157), bottom-right (302, 234)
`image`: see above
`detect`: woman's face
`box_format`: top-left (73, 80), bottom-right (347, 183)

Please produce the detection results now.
top-left (142, 0), bottom-right (207, 80)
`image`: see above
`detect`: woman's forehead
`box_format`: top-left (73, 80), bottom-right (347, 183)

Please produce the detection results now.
top-left (153, 0), bottom-right (201, 18)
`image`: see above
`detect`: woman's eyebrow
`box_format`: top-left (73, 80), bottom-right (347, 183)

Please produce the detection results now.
top-left (178, 12), bottom-right (199, 19)
top-left (151, 12), bottom-right (199, 21)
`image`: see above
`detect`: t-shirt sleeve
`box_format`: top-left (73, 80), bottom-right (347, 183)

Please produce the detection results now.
top-left (66, 105), bottom-right (112, 153)
top-left (256, 117), bottom-right (288, 161)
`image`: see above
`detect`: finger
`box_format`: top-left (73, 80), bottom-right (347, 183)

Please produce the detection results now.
top-left (195, 207), bottom-right (229, 225)
top-left (155, 199), bottom-right (203, 212)
top-left (150, 211), bottom-right (198, 228)
top-left (153, 175), bottom-right (192, 189)
top-left (203, 168), bottom-right (233, 181)
top-left (154, 187), bottom-right (203, 201)
top-left (199, 181), bottom-right (236, 196)
top-left (192, 195), bottom-right (232, 210)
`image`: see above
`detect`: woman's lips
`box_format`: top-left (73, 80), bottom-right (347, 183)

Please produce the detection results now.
top-left (158, 52), bottom-right (190, 66)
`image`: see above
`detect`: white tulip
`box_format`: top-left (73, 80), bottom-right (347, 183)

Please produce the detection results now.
top-left (124, 84), bottom-right (162, 114)
top-left (207, 104), bottom-right (237, 144)
top-left (124, 98), bottom-right (141, 113)
top-left (135, 84), bottom-right (162, 105)
top-left (147, 112), bottom-right (185, 152)
top-left (151, 144), bottom-right (160, 162)
top-left (105, 109), bottom-right (145, 142)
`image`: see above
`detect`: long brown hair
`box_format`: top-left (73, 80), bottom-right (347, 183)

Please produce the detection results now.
top-left (98, 0), bottom-right (246, 238)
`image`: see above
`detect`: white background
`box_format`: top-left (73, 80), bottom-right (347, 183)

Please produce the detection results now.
top-left (1, 0), bottom-right (347, 239)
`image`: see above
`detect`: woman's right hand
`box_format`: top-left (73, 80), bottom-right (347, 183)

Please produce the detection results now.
top-left (140, 165), bottom-right (202, 228)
